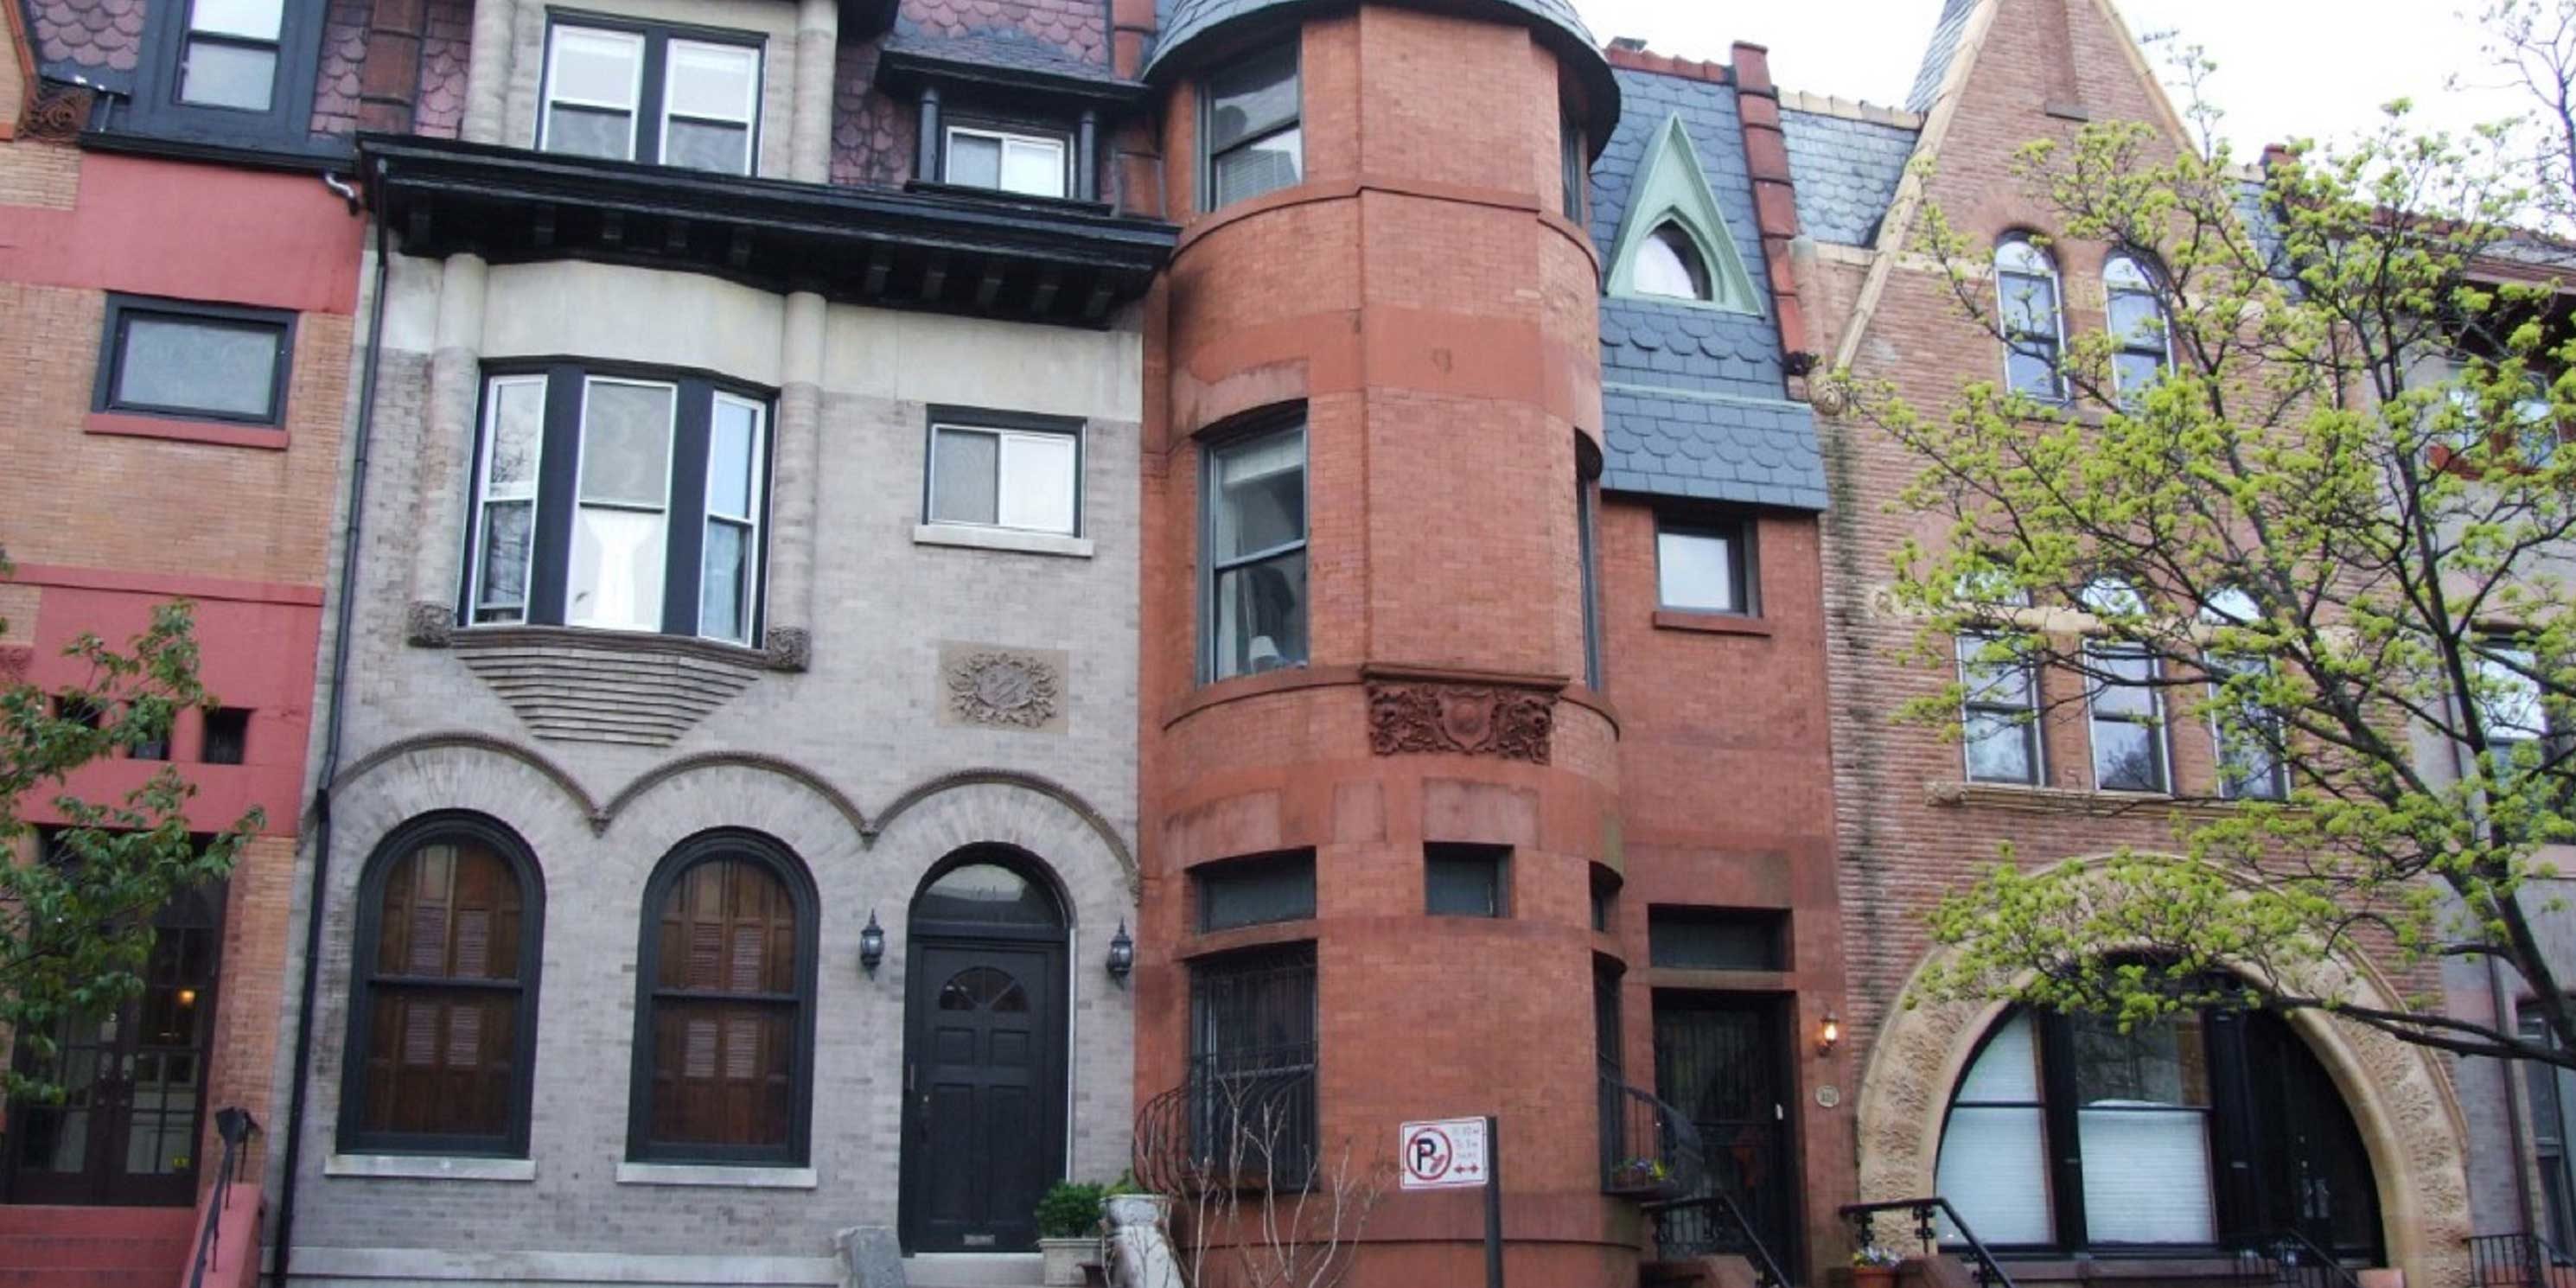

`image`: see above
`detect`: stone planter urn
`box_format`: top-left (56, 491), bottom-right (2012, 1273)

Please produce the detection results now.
top-left (1039, 1235), bottom-right (1097, 1286)
top-left (1104, 1195), bottom-right (1180, 1288)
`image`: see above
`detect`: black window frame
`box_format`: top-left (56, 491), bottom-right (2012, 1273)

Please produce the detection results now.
top-left (1560, 110), bottom-right (1586, 222)
top-left (339, 810), bottom-right (546, 1158)
top-left (534, 13), bottom-right (768, 175)
top-left (1200, 410), bottom-right (1310, 684)
top-left (1200, 41), bottom-right (1303, 213)
top-left (1424, 843), bottom-right (1510, 919)
top-left (1187, 942), bottom-right (1319, 1185)
top-left (456, 360), bottom-right (777, 645)
top-left (1959, 633), bottom-right (2044, 787)
top-left (2086, 642), bottom-right (2171, 794)
top-left (626, 828), bottom-right (820, 1167)
top-left (938, 115), bottom-right (1078, 199)
top-left (921, 405), bottom-right (1088, 538)
top-left (1936, 1003), bottom-right (2384, 1262)
top-left (2206, 653), bottom-right (2289, 800)
top-left (1645, 906), bottom-right (1788, 972)
top-left (120, 0), bottom-right (328, 150)
top-left (2522, 1010), bottom-right (2576, 1250)
top-left (1578, 443), bottom-right (1604, 688)
top-left (1654, 513), bottom-right (1757, 615)
top-left (93, 295), bottom-right (295, 428)
top-left (1196, 850), bottom-right (1317, 934)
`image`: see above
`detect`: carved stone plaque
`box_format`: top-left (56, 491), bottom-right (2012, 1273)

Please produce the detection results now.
top-left (939, 643), bottom-right (1068, 734)
top-left (1365, 682), bottom-right (1556, 764)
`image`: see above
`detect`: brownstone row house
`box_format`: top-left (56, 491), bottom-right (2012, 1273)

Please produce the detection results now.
top-left (0, 0), bottom-right (2548, 1285)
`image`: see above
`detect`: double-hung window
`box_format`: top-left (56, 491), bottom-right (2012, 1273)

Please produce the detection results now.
top-left (944, 124), bottom-right (1070, 198)
top-left (2476, 644), bottom-right (2551, 775)
top-left (2105, 252), bottom-right (2171, 405)
top-left (2088, 644), bottom-right (2168, 793)
top-left (177, 0), bottom-right (287, 112)
top-left (1188, 944), bottom-right (1317, 1183)
top-left (1205, 419), bottom-right (1309, 681)
top-left (1202, 44), bottom-right (1301, 210)
top-left (927, 413), bottom-right (1082, 536)
top-left (95, 296), bottom-right (293, 426)
top-left (1960, 635), bottom-right (2042, 785)
top-left (540, 21), bottom-right (763, 174)
top-left (464, 367), bottom-right (771, 645)
top-left (122, 0), bottom-right (324, 148)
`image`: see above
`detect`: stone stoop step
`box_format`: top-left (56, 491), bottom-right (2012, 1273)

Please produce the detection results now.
top-left (901, 1251), bottom-right (1045, 1287)
top-left (0, 1206), bottom-right (198, 1288)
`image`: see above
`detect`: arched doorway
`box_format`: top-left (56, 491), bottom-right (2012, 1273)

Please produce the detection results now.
top-left (898, 846), bottom-right (1069, 1253)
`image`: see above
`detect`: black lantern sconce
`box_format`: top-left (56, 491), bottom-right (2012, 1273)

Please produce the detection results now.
top-left (1106, 920), bottom-right (1134, 985)
top-left (859, 909), bottom-right (886, 977)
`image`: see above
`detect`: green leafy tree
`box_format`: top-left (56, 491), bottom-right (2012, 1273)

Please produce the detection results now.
top-left (1838, 81), bottom-right (2576, 1063)
top-left (0, 552), bottom-right (258, 1101)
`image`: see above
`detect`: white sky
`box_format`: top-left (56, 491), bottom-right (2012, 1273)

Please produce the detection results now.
top-left (1571, 0), bottom-right (2532, 159)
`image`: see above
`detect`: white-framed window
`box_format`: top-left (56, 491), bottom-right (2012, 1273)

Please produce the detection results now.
top-left (2105, 252), bottom-right (2171, 405)
top-left (700, 395), bottom-right (768, 646)
top-left (927, 418), bottom-right (1081, 536)
top-left (539, 21), bottom-right (762, 175)
top-left (1997, 236), bottom-right (2066, 400)
top-left (944, 125), bottom-right (1070, 198)
top-left (569, 378), bottom-right (679, 632)
top-left (462, 367), bottom-right (772, 644)
top-left (469, 375), bottom-right (550, 625)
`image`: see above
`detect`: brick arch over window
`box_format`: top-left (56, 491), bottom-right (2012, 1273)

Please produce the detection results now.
top-left (626, 828), bottom-right (820, 1166)
top-left (340, 810), bottom-right (546, 1157)
top-left (1852, 856), bottom-right (2472, 1288)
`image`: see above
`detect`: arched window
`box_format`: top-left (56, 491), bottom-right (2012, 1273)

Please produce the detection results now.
top-left (342, 813), bottom-right (544, 1156)
top-left (1996, 237), bottom-right (2065, 399)
top-left (1634, 224), bottom-right (1714, 302)
top-left (1935, 1003), bottom-right (2382, 1256)
top-left (628, 832), bottom-right (817, 1165)
top-left (2106, 252), bottom-right (2171, 403)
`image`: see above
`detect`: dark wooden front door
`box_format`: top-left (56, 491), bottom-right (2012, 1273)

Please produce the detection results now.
top-left (4, 885), bottom-right (225, 1207)
top-left (900, 940), bottom-right (1066, 1253)
top-left (1654, 993), bottom-right (1799, 1277)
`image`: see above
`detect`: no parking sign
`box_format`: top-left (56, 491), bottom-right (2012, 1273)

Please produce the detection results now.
top-left (1399, 1117), bottom-right (1489, 1189)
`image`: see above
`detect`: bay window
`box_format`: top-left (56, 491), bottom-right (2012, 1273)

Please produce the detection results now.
top-left (463, 367), bottom-right (770, 645)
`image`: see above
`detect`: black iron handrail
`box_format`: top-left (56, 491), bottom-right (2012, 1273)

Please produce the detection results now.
top-left (186, 1106), bottom-right (259, 1288)
top-left (1643, 1187), bottom-right (1792, 1288)
top-left (1840, 1197), bottom-right (2020, 1288)
top-left (1598, 1071), bottom-right (1706, 1200)
top-left (2469, 1233), bottom-right (2576, 1288)
top-left (1131, 1058), bottom-right (1318, 1196)
top-left (2234, 1228), bottom-right (2366, 1288)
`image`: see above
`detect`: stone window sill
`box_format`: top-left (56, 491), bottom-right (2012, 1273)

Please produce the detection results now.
top-left (912, 524), bottom-right (1094, 558)
top-left (86, 411), bottom-right (289, 451)
top-left (615, 1161), bottom-right (818, 1189)
top-left (1653, 609), bottom-right (1771, 636)
top-left (1924, 780), bottom-right (2267, 819)
top-left (325, 1153), bottom-right (534, 1182)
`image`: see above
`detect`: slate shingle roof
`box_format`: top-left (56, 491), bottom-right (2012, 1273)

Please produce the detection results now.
top-left (27, 0), bottom-right (143, 82)
top-left (1781, 108), bottom-right (1917, 247)
top-left (1587, 66), bottom-right (1827, 512)
top-left (883, 30), bottom-right (1141, 86)
top-left (1905, 0), bottom-right (1981, 114)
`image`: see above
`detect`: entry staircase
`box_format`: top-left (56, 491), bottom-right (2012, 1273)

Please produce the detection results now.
top-left (0, 1109), bottom-right (260, 1288)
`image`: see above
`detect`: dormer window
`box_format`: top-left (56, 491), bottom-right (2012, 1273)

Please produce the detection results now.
top-left (121, 0), bottom-right (327, 149)
top-left (539, 20), bottom-right (764, 175)
top-left (1634, 224), bottom-right (1712, 302)
top-left (943, 124), bottom-right (1071, 199)
top-left (178, 0), bottom-right (286, 111)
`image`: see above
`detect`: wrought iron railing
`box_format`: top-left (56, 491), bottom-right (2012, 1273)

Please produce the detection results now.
top-left (2469, 1233), bottom-right (2576, 1288)
top-left (2231, 1229), bottom-right (2366, 1288)
top-left (186, 1106), bottom-right (259, 1288)
top-left (1642, 1186), bottom-right (1792, 1288)
top-left (1839, 1197), bottom-right (2020, 1288)
top-left (1132, 1052), bottom-right (1318, 1196)
top-left (1599, 1071), bottom-right (1705, 1199)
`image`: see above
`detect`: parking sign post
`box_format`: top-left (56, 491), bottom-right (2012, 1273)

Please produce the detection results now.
top-left (1398, 1116), bottom-right (1502, 1288)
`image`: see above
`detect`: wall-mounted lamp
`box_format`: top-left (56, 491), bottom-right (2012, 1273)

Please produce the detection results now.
top-left (1817, 1009), bottom-right (1841, 1056)
top-left (1106, 921), bottom-right (1134, 985)
top-left (859, 909), bottom-right (886, 976)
